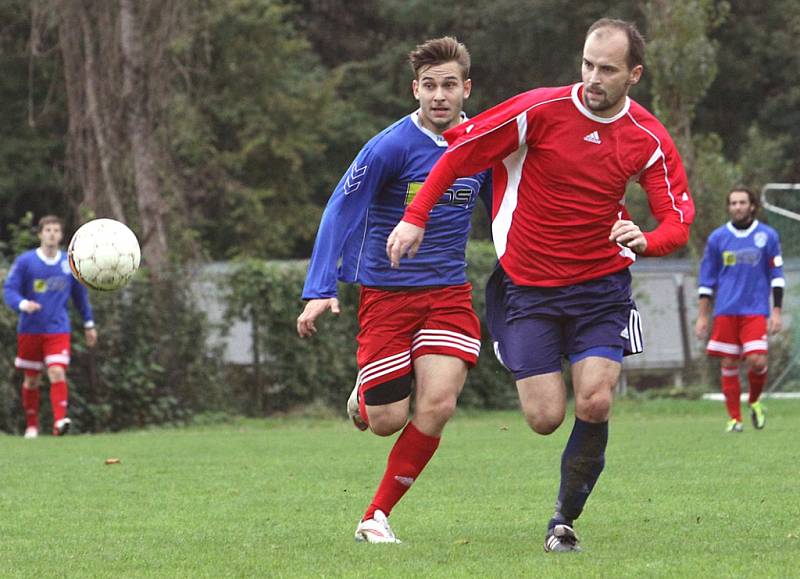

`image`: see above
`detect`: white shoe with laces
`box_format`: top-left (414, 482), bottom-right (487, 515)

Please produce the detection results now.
top-left (24, 426), bottom-right (38, 439)
top-left (354, 510), bottom-right (401, 543)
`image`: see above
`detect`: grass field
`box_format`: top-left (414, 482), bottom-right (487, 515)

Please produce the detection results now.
top-left (1, 399), bottom-right (799, 578)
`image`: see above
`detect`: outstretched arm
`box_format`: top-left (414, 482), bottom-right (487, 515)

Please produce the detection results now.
top-left (297, 298), bottom-right (341, 338)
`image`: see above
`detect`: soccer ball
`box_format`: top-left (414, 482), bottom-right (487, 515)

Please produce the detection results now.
top-left (68, 218), bottom-right (141, 291)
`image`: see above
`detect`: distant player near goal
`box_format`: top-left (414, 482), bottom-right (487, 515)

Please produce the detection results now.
top-left (695, 187), bottom-right (785, 432)
top-left (297, 38), bottom-right (490, 543)
top-left (3, 215), bottom-right (97, 438)
top-left (387, 19), bottom-right (695, 552)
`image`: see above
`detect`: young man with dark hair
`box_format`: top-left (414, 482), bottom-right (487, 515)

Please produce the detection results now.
top-left (297, 37), bottom-right (490, 543)
top-left (387, 19), bottom-right (695, 551)
top-left (3, 215), bottom-right (97, 438)
top-left (695, 187), bottom-right (784, 432)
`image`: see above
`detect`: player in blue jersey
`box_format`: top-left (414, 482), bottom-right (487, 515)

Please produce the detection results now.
top-left (296, 37), bottom-right (491, 543)
top-left (695, 187), bottom-right (784, 432)
top-left (3, 215), bottom-right (97, 438)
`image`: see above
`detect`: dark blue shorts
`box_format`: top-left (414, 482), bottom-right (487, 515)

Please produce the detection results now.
top-left (486, 265), bottom-right (643, 380)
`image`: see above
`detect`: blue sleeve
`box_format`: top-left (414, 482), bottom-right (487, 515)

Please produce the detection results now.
top-left (697, 234), bottom-right (719, 296)
top-left (70, 277), bottom-right (94, 326)
top-left (301, 143), bottom-right (396, 299)
top-left (768, 229), bottom-right (785, 289)
top-left (3, 256), bottom-right (27, 312)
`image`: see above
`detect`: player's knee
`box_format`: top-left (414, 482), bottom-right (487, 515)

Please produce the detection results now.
top-left (575, 390), bottom-right (612, 422)
top-left (522, 408), bottom-right (564, 435)
top-left (366, 405), bottom-right (408, 436)
top-left (416, 394), bottom-right (458, 426)
top-left (745, 355), bottom-right (767, 374)
top-left (22, 375), bottom-right (40, 390)
top-left (369, 416), bottom-right (407, 437)
top-left (47, 366), bottom-right (66, 382)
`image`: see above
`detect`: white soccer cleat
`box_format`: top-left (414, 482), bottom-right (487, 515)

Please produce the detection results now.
top-left (24, 426), bottom-right (39, 439)
top-left (354, 510), bottom-right (401, 543)
top-left (54, 417), bottom-right (72, 436)
top-left (347, 380), bottom-right (368, 431)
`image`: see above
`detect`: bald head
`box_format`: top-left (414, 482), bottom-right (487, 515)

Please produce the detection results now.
top-left (586, 18), bottom-right (645, 71)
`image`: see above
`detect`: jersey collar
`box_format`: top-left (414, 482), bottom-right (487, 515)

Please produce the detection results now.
top-left (725, 219), bottom-right (759, 238)
top-left (410, 109), bottom-right (467, 147)
top-left (36, 248), bottom-right (62, 265)
top-left (570, 83), bottom-right (630, 124)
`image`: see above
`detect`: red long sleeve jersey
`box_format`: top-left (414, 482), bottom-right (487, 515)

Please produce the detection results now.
top-left (403, 83), bottom-right (695, 287)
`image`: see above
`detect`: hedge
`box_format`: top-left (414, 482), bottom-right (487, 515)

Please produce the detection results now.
top-left (0, 240), bottom-right (516, 433)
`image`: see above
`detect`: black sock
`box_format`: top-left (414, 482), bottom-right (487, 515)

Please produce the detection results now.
top-left (550, 417), bottom-right (608, 527)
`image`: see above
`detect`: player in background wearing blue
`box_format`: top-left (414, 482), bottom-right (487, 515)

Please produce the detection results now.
top-left (297, 37), bottom-right (491, 543)
top-left (3, 215), bottom-right (97, 438)
top-left (695, 188), bottom-right (784, 432)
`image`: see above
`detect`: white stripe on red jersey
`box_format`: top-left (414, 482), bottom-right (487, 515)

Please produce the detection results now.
top-left (404, 83), bottom-right (694, 287)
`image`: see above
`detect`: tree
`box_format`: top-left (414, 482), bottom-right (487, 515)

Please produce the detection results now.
top-left (644, 0), bottom-right (738, 254)
top-left (55, 0), bottom-right (175, 273)
top-left (0, 0), bottom-right (68, 234)
top-left (697, 0), bottom-right (800, 180)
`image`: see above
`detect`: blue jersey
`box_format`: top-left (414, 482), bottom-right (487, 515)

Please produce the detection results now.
top-left (302, 112), bottom-right (492, 299)
top-left (3, 248), bottom-right (94, 334)
top-left (697, 220), bottom-right (785, 316)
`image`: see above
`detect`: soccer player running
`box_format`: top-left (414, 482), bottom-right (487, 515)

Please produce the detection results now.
top-left (387, 19), bottom-right (695, 552)
top-left (3, 215), bottom-right (97, 438)
top-left (296, 37), bottom-right (490, 543)
top-left (694, 187), bottom-right (784, 433)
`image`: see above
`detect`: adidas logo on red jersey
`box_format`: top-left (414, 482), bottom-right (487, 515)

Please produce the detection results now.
top-left (583, 131), bottom-right (602, 144)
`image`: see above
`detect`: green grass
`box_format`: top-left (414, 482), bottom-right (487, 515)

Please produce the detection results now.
top-left (1, 399), bottom-right (799, 578)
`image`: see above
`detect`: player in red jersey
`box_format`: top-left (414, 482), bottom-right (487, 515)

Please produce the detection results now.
top-left (297, 37), bottom-right (489, 543)
top-left (387, 19), bottom-right (695, 552)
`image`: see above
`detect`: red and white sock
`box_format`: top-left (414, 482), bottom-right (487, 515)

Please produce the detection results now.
top-left (748, 366), bottom-right (768, 404)
top-left (721, 366), bottom-right (741, 421)
top-left (363, 421), bottom-right (440, 521)
top-left (21, 386), bottom-right (40, 429)
top-left (50, 380), bottom-right (68, 423)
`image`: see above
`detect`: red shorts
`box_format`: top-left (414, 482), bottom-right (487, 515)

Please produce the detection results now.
top-left (707, 315), bottom-right (768, 358)
top-left (16, 333), bottom-right (71, 375)
top-left (356, 283), bottom-right (481, 393)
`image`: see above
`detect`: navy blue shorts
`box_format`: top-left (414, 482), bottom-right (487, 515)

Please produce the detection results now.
top-left (486, 265), bottom-right (643, 380)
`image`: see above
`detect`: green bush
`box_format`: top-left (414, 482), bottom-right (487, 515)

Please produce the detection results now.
top-left (67, 277), bottom-right (228, 432)
top-left (0, 240), bottom-right (515, 434)
top-left (224, 240), bottom-right (518, 414)
top-left (0, 271), bottom-right (227, 434)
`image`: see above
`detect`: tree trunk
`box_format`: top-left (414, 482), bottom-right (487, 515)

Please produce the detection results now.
top-left (78, 5), bottom-right (126, 222)
top-left (119, 0), bottom-right (169, 275)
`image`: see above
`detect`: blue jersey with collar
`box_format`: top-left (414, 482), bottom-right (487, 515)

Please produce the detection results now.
top-left (697, 220), bottom-right (785, 316)
top-left (302, 112), bottom-right (492, 299)
top-left (3, 248), bottom-right (94, 334)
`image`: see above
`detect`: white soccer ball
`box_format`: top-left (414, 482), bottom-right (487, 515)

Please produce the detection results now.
top-left (68, 218), bottom-right (141, 291)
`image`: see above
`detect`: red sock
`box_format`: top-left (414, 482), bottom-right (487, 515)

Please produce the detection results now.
top-left (721, 367), bottom-right (741, 421)
top-left (363, 421), bottom-right (440, 520)
top-left (748, 367), bottom-right (767, 404)
top-left (50, 381), bottom-right (68, 422)
top-left (358, 385), bottom-right (370, 428)
top-left (21, 387), bottom-right (40, 428)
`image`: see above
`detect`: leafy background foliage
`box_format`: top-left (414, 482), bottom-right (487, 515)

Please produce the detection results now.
top-left (0, 0), bottom-right (799, 431)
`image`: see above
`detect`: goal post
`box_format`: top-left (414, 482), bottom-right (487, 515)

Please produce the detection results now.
top-left (761, 183), bottom-right (800, 394)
